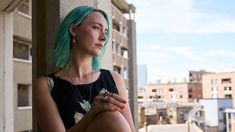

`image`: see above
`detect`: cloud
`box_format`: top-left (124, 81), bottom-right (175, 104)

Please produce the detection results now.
top-left (138, 44), bottom-right (206, 62)
top-left (169, 47), bottom-right (206, 61)
top-left (127, 0), bottom-right (235, 34)
top-left (207, 49), bottom-right (235, 57)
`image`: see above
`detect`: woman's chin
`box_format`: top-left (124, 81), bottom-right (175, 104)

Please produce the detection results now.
top-left (92, 52), bottom-right (101, 57)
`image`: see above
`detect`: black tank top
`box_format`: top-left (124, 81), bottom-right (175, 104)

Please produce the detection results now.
top-left (47, 69), bottom-right (119, 129)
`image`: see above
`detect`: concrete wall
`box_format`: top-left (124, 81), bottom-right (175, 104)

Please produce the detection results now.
top-left (13, 11), bottom-right (32, 40)
top-left (200, 99), bottom-right (232, 131)
top-left (200, 100), bottom-right (219, 126)
top-left (202, 72), bottom-right (235, 105)
top-left (0, 11), bottom-right (14, 132)
top-left (14, 60), bottom-right (32, 131)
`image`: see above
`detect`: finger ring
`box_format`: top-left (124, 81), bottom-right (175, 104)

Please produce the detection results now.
top-left (102, 96), bottom-right (108, 103)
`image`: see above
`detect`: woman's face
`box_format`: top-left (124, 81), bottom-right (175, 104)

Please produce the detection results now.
top-left (73, 11), bottom-right (108, 57)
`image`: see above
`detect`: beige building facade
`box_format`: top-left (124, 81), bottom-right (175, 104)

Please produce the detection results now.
top-left (137, 70), bottom-right (206, 104)
top-left (202, 72), bottom-right (235, 106)
top-left (139, 82), bottom-right (202, 104)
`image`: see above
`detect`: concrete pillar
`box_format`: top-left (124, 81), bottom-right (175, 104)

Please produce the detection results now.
top-left (0, 11), bottom-right (14, 132)
top-left (226, 112), bottom-right (229, 132)
top-left (32, 0), bottom-right (112, 131)
top-left (128, 19), bottom-right (138, 130)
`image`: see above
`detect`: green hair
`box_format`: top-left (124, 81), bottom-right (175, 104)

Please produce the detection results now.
top-left (53, 6), bottom-right (110, 70)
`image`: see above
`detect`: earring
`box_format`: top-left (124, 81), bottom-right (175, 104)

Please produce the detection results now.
top-left (72, 38), bottom-right (75, 44)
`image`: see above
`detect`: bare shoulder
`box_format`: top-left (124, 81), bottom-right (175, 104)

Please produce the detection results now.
top-left (109, 70), bottom-right (123, 82)
top-left (34, 76), bottom-right (47, 85)
top-left (33, 76), bottom-right (51, 97)
top-left (108, 70), bottom-right (126, 93)
top-left (34, 76), bottom-right (48, 89)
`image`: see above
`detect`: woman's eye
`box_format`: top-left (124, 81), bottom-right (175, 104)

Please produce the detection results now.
top-left (93, 26), bottom-right (100, 30)
top-left (104, 31), bottom-right (108, 36)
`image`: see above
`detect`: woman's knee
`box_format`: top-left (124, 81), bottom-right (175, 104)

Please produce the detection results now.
top-left (85, 111), bottom-right (131, 132)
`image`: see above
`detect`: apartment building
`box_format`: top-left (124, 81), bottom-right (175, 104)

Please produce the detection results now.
top-left (138, 70), bottom-right (208, 104)
top-left (142, 82), bottom-right (202, 104)
top-left (1, 0), bottom-right (137, 131)
top-left (111, 0), bottom-right (136, 95)
top-left (190, 99), bottom-right (233, 132)
top-left (224, 108), bottom-right (235, 132)
top-left (160, 70), bottom-right (209, 84)
top-left (202, 72), bottom-right (235, 106)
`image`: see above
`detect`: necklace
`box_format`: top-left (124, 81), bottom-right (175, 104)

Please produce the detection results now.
top-left (73, 71), bottom-right (93, 112)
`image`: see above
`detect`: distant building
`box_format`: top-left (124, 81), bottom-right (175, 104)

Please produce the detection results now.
top-left (160, 70), bottom-right (209, 84)
top-left (143, 82), bottom-right (202, 103)
top-left (224, 108), bottom-right (235, 132)
top-left (189, 98), bottom-right (233, 132)
top-left (137, 102), bottom-right (197, 130)
top-left (137, 64), bottom-right (147, 89)
top-left (202, 71), bottom-right (235, 106)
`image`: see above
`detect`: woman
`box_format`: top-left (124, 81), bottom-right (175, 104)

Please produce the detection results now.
top-left (33, 6), bottom-right (135, 132)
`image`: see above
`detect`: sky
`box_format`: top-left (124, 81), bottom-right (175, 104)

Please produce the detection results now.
top-left (126, 0), bottom-right (235, 83)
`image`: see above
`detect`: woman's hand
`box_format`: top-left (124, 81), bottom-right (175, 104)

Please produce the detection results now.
top-left (89, 92), bottom-right (126, 116)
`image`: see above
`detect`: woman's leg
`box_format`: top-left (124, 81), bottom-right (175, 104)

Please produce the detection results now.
top-left (85, 111), bottom-right (132, 132)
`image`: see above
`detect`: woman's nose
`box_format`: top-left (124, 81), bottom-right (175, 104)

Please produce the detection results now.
top-left (99, 31), bottom-right (107, 42)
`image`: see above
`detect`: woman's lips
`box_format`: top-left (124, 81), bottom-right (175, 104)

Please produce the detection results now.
top-left (95, 43), bottom-right (103, 49)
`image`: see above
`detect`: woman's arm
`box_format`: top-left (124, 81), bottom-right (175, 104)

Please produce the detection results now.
top-left (110, 71), bottom-right (136, 132)
top-left (33, 77), bottom-right (66, 132)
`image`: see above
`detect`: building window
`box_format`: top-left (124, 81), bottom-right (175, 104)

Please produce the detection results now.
top-left (213, 86), bottom-right (218, 91)
top-left (222, 78), bottom-right (231, 84)
top-left (112, 41), bottom-right (115, 52)
top-left (180, 95), bottom-right (183, 98)
top-left (152, 89), bottom-right (156, 92)
top-left (121, 48), bottom-right (128, 58)
top-left (13, 40), bottom-right (32, 61)
top-left (188, 88), bottom-right (192, 93)
top-left (225, 94), bottom-right (232, 99)
top-left (188, 95), bottom-right (192, 99)
top-left (138, 96), bottom-right (143, 99)
top-left (18, 0), bottom-right (31, 16)
top-left (122, 26), bottom-right (127, 37)
top-left (123, 68), bottom-right (128, 79)
top-left (18, 84), bottom-right (31, 107)
top-left (224, 86), bottom-right (232, 91)
top-left (113, 66), bottom-right (121, 74)
top-left (115, 43), bottom-right (119, 54)
top-left (169, 88), bottom-right (174, 92)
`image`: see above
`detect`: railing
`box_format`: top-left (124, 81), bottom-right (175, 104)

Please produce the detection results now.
top-left (112, 29), bottom-right (128, 49)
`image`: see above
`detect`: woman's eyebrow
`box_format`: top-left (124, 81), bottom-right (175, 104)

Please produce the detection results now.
top-left (92, 21), bottom-right (108, 31)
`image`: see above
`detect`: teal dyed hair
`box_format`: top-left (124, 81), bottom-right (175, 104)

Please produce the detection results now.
top-left (53, 6), bottom-right (110, 70)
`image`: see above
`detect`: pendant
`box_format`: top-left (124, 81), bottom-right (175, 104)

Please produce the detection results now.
top-left (100, 88), bottom-right (108, 94)
top-left (79, 100), bottom-right (91, 112)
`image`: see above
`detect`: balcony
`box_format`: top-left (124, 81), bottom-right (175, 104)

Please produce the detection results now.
top-left (221, 78), bottom-right (231, 84)
top-left (14, 11), bottom-right (32, 40)
top-left (14, 59), bottom-right (32, 83)
top-left (112, 29), bottom-right (128, 49)
top-left (112, 53), bottom-right (128, 68)
top-left (112, 4), bottom-right (128, 26)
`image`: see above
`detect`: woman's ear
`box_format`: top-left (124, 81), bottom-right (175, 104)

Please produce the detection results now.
top-left (69, 25), bottom-right (76, 37)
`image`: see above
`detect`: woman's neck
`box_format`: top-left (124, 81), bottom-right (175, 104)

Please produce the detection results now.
top-left (64, 56), bottom-right (93, 81)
